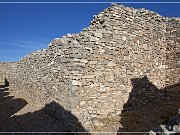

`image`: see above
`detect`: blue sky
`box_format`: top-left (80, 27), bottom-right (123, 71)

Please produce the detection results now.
top-left (0, 0), bottom-right (180, 62)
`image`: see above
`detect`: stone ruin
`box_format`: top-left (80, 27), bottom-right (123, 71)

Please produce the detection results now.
top-left (0, 4), bottom-right (180, 132)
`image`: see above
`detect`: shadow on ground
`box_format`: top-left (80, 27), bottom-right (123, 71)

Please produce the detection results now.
top-left (118, 76), bottom-right (180, 133)
top-left (0, 82), bottom-right (88, 134)
top-left (0, 84), bottom-right (27, 130)
top-left (1, 76), bottom-right (179, 133)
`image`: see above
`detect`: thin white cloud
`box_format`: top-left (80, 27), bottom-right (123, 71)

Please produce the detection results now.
top-left (0, 38), bottom-right (51, 62)
top-left (0, 49), bottom-right (27, 53)
top-left (0, 38), bottom-right (50, 55)
top-left (0, 40), bottom-right (48, 50)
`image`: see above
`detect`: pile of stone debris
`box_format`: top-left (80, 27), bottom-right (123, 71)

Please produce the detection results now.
top-left (150, 109), bottom-right (180, 135)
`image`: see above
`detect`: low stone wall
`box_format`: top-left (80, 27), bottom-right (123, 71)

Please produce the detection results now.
top-left (0, 4), bottom-right (180, 132)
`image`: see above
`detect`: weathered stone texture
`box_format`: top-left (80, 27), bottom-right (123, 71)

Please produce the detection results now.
top-left (165, 18), bottom-right (180, 86)
top-left (0, 4), bottom-right (180, 132)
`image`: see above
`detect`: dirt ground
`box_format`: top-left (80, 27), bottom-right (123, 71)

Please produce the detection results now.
top-left (0, 85), bottom-right (88, 133)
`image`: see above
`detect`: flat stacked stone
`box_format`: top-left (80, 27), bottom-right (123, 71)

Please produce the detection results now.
top-left (0, 3), bottom-right (179, 132)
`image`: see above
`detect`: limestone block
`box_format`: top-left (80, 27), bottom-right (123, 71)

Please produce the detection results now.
top-left (107, 61), bottom-right (116, 67)
top-left (92, 118), bottom-right (104, 127)
top-left (177, 61), bottom-right (180, 65)
top-left (99, 84), bottom-right (109, 92)
top-left (80, 101), bottom-right (86, 106)
top-left (72, 80), bottom-right (81, 86)
top-left (99, 48), bottom-right (105, 54)
top-left (80, 59), bottom-right (88, 63)
top-left (89, 61), bottom-right (98, 65)
top-left (66, 33), bottom-right (72, 37)
top-left (122, 36), bottom-right (127, 41)
top-left (94, 32), bottom-right (103, 38)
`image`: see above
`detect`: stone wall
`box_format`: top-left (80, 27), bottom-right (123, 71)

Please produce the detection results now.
top-left (165, 18), bottom-right (180, 86)
top-left (0, 62), bottom-right (17, 85)
top-left (0, 4), bottom-right (180, 132)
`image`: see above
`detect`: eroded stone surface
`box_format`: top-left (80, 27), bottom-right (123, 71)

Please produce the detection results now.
top-left (0, 4), bottom-right (180, 132)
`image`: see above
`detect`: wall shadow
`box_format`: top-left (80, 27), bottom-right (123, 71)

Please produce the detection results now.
top-left (118, 76), bottom-right (180, 133)
top-left (8, 101), bottom-right (88, 133)
top-left (0, 80), bottom-right (89, 134)
top-left (0, 84), bottom-right (28, 131)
